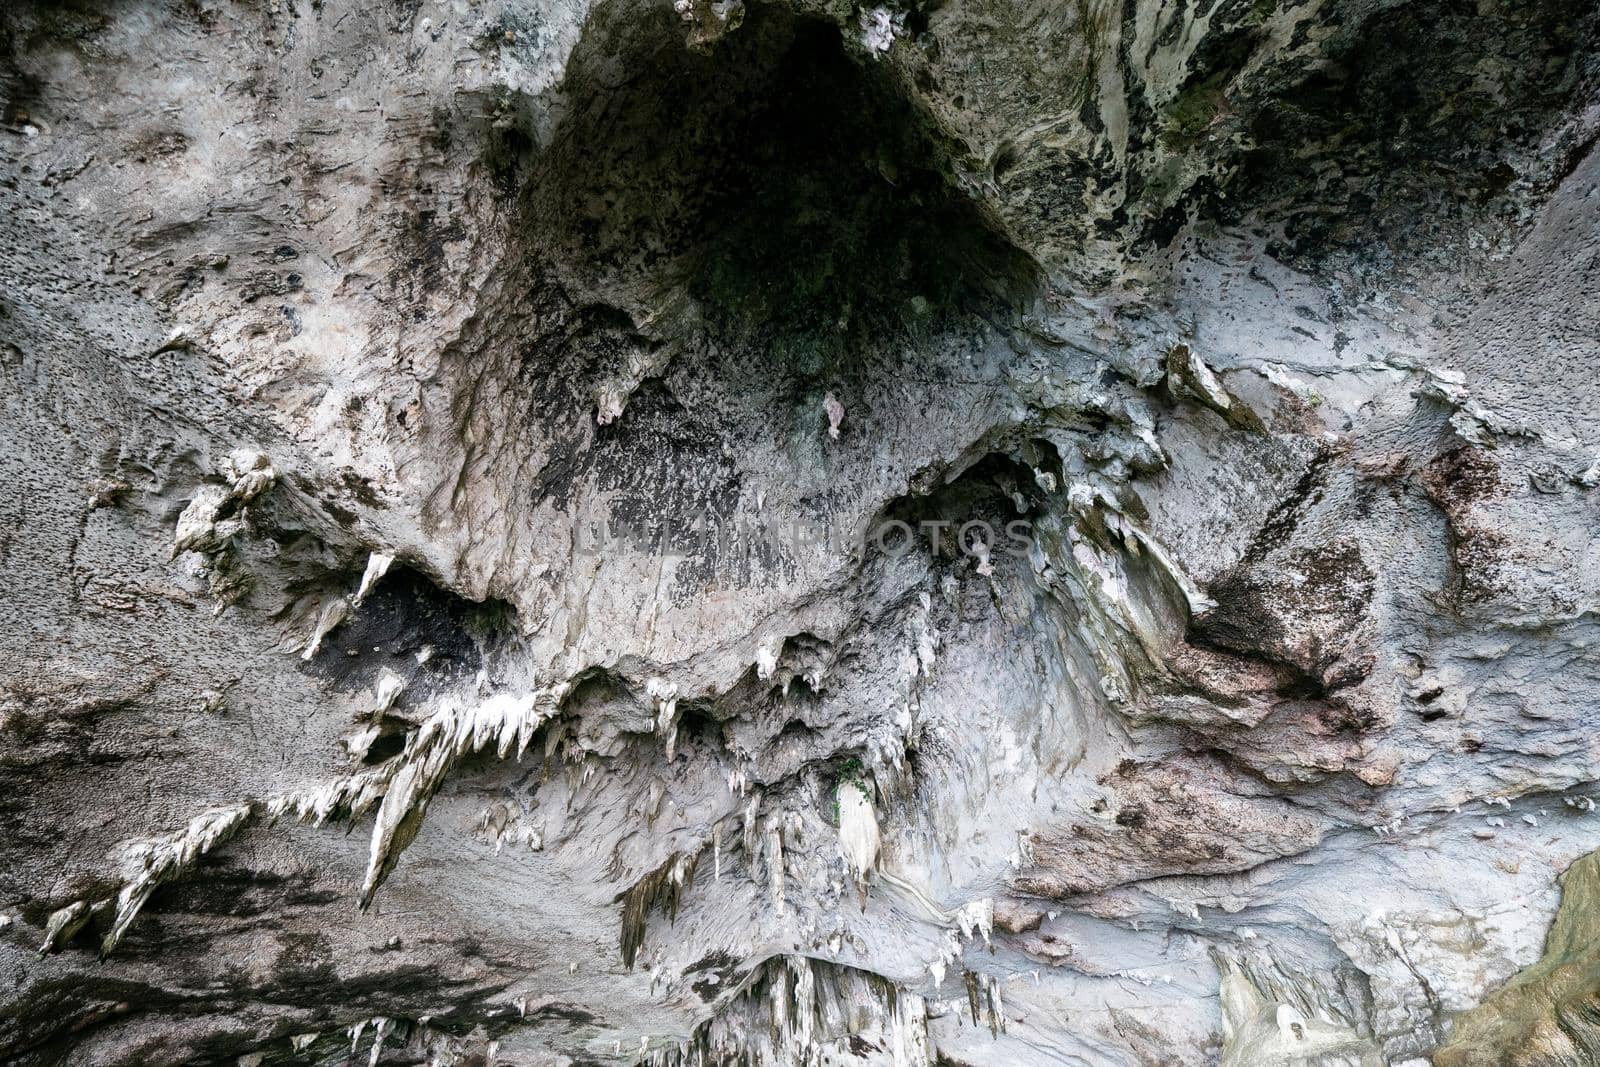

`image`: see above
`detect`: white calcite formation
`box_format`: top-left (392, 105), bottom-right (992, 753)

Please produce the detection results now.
top-left (2, 0), bottom-right (1599, 1064)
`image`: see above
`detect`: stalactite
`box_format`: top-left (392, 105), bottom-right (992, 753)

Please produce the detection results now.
top-left (617, 850), bottom-right (700, 970)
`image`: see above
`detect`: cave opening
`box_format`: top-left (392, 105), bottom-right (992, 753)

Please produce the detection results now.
top-left (524, 0), bottom-right (1036, 378)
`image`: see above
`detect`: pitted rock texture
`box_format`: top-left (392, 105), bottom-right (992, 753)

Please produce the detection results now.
top-left (2, 0), bottom-right (1599, 1065)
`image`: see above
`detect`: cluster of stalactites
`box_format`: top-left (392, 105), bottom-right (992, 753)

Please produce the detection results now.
top-left (352, 684), bottom-right (570, 907)
top-left (643, 955), bottom-right (934, 1067)
top-left (40, 803), bottom-right (253, 958)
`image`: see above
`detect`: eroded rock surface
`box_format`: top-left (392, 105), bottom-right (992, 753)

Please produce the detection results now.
top-left (1, 0), bottom-right (1598, 1064)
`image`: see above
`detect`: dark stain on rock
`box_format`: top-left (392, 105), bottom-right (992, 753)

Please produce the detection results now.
top-left (298, 564), bottom-right (515, 694)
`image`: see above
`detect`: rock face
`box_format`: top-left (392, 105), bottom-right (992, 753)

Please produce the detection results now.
top-left (1, 0), bottom-right (1598, 1063)
top-left (1435, 848), bottom-right (1600, 1067)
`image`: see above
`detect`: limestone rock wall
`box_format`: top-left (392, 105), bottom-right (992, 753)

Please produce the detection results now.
top-left (1, 0), bottom-right (1598, 1064)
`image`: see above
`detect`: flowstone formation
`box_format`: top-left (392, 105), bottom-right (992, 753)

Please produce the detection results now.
top-left (2, 0), bottom-right (1598, 1064)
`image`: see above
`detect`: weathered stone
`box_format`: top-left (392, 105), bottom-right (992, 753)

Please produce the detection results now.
top-left (2, 0), bottom-right (1598, 1063)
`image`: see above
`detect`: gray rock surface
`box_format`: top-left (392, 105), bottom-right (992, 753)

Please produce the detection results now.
top-left (1, 0), bottom-right (1598, 1064)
